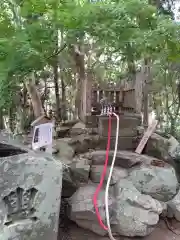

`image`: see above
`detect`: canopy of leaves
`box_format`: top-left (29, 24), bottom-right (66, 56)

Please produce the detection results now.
top-left (0, 0), bottom-right (180, 107)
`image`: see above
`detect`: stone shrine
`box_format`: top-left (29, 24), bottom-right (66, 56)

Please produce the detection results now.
top-left (98, 113), bottom-right (142, 150)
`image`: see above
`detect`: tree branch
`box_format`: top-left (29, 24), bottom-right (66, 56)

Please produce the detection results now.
top-left (46, 43), bottom-right (67, 60)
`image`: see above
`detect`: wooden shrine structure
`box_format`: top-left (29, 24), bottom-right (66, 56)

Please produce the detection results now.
top-left (82, 68), bottom-right (146, 126)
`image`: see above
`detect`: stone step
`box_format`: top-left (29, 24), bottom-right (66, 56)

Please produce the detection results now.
top-left (98, 136), bottom-right (138, 151)
top-left (87, 150), bottom-right (158, 168)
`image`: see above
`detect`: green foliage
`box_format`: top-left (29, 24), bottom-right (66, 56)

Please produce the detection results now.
top-left (0, 0), bottom-right (180, 110)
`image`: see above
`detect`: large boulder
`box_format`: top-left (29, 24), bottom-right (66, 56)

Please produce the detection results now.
top-left (70, 122), bottom-right (86, 136)
top-left (68, 184), bottom-right (116, 236)
top-left (167, 188), bottom-right (180, 221)
top-left (0, 143), bottom-right (62, 240)
top-left (69, 134), bottom-right (101, 154)
top-left (114, 179), bottom-right (163, 237)
top-left (87, 150), bottom-right (169, 168)
top-left (90, 165), bottom-right (128, 185)
top-left (128, 163), bottom-right (179, 202)
top-left (56, 126), bottom-right (70, 138)
top-left (168, 136), bottom-right (180, 178)
top-left (69, 121), bottom-right (98, 136)
top-left (70, 155), bottom-right (91, 186)
top-left (54, 134), bottom-right (101, 156)
top-left (144, 133), bottom-right (171, 162)
top-left (168, 136), bottom-right (180, 158)
top-left (68, 179), bottom-right (163, 237)
top-left (61, 155), bottom-right (91, 198)
top-left (54, 138), bottom-right (75, 159)
top-left (61, 166), bottom-right (77, 198)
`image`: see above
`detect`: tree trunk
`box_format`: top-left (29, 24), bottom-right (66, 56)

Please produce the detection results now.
top-left (72, 44), bottom-right (86, 122)
top-left (143, 83), bottom-right (149, 127)
top-left (0, 109), bottom-right (4, 130)
top-left (25, 74), bottom-right (44, 118)
top-left (53, 57), bottom-right (61, 121)
top-left (8, 107), bottom-right (14, 132)
top-left (170, 116), bottom-right (176, 137)
top-left (143, 60), bottom-right (151, 127)
top-left (126, 44), bottom-right (136, 81)
top-left (135, 69), bottom-right (144, 113)
top-left (127, 61), bottom-right (136, 81)
top-left (41, 78), bottom-right (48, 116)
top-left (52, 29), bottom-right (61, 121)
top-left (61, 73), bottom-right (67, 121)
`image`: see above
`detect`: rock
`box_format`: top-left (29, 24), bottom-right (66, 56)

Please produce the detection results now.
top-left (0, 148), bottom-right (62, 240)
top-left (114, 179), bottom-right (163, 237)
top-left (168, 136), bottom-right (180, 158)
top-left (70, 156), bottom-right (91, 186)
top-left (167, 136), bottom-right (180, 179)
top-left (70, 122), bottom-right (86, 136)
top-left (56, 126), bottom-right (70, 138)
top-left (90, 165), bottom-right (128, 185)
top-left (74, 219), bottom-right (107, 236)
top-left (0, 142), bottom-right (27, 157)
top-left (52, 147), bottom-right (59, 154)
top-left (68, 177), bottom-right (163, 237)
top-left (69, 134), bottom-right (101, 154)
top-left (167, 189), bottom-right (180, 221)
top-left (54, 138), bottom-right (75, 159)
top-left (160, 201), bottom-right (168, 217)
top-left (88, 150), bottom-right (149, 168)
top-left (137, 126), bottom-right (145, 135)
top-left (145, 133), bottom-right (171, 162)
top-left (0, 134), bottom-right (30, 153)
top-left (61, 120), bottom-right (79, 128)
top-left (61, 155), bottom-right (91, 198)
top-left (166, 208), bottom-right (174, 218)
top-left (0, 130), bottom-right (14, 141)
top-left (128, 163), bottom-right (179, 202)
top-left (59, 198), bottom-right (72, 235)
top-left (61, 166), bottom-right (77, 198)
top-left (68, 184), bottom-right (116, 236)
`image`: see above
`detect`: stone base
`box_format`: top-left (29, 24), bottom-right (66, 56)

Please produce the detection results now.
top-left (98, 114), bottom-right (141, 137)
top-left (85, 115), bottom-right (98, 128)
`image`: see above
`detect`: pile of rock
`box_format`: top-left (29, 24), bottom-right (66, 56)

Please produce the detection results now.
top-left (66, 150), bottom-right (178, 237)
top-left (53, 121), bottom-right (180, 238)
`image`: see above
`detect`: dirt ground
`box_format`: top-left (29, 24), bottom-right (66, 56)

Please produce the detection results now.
top-left (65, 220), bottom-right (180, 240)
top-left (58, 200), bottom-right (180, 240)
